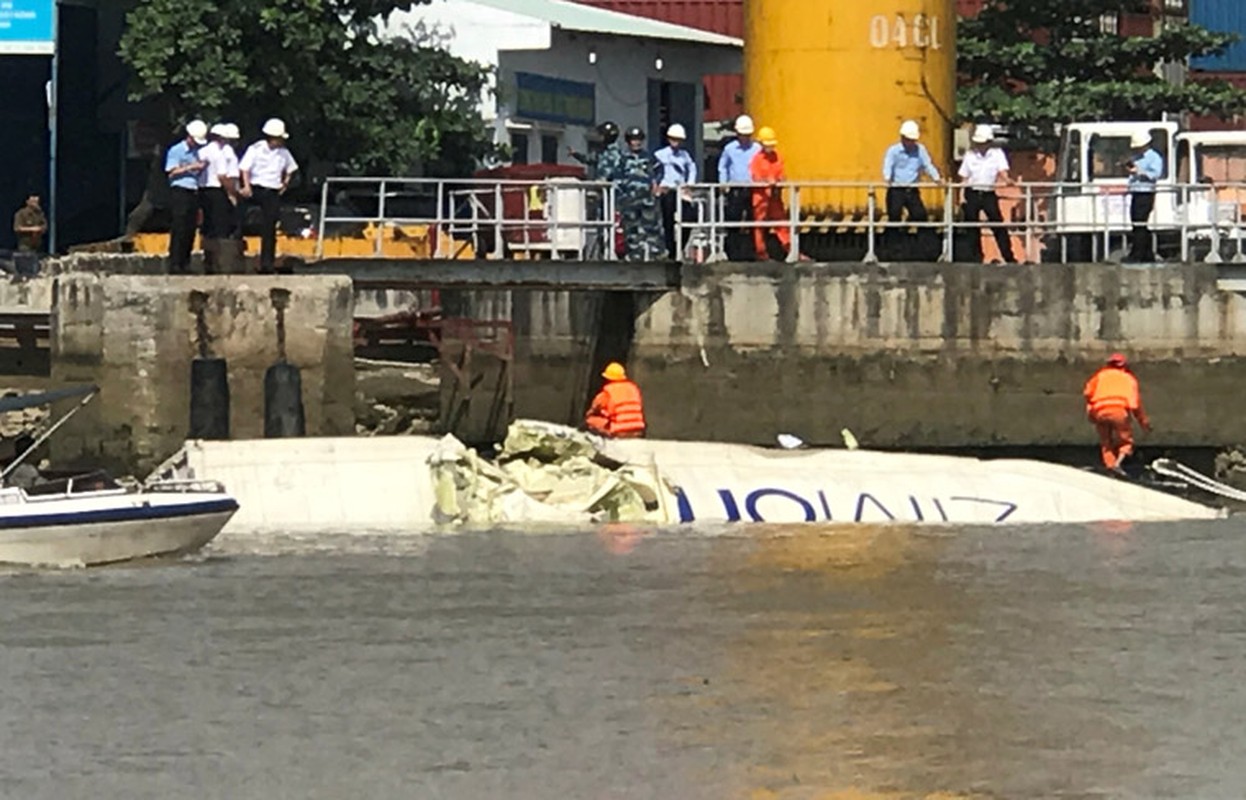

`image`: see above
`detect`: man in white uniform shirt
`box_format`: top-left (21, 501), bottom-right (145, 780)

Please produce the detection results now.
top-left (958, 124), bottom-right (1017, 264)
top-left (198, 124), bottom-right (239, 272)
top-left (240, 118), bottom-right (299, 274)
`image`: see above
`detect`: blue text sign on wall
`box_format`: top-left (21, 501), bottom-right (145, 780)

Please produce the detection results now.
top-left (0, 0), bottom-right (55, 54)
top-left (514, 72), bottom-right (595, 126)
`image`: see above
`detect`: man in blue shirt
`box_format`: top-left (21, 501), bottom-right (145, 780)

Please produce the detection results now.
top-left (654, 123), bottom-right (698, 260)
top-left (164, 119), bottom-right (208, 274)
top-left (882, 120), bottom-right (942, 259)
top-left (717, 114), bottom-right (762, 261)
top-left (1126, 131), bottom-right (1164, 263)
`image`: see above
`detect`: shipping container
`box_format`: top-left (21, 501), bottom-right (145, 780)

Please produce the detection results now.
top-left (570, 0), bottom-right (744, 121)
top-left (1191, 0), bottom-right (1246, 72)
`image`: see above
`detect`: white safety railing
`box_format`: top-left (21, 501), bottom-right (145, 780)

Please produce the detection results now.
top-left (677, 181), bottom-right (1246, 265)
top-left (315, 177), bottom-right (1246, 264)
top-left (316, 177), bottom-right (617, 261)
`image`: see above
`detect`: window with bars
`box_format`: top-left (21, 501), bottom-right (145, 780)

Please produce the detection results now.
top-left (1162, 0), bottom-right (1185, 13)
top-left (1099, 13), bottom-right (1119, 34)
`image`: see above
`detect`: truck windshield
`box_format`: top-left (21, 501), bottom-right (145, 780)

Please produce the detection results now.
top-left (1088, 135), bottom-right (1135, 180)
top-left (1196, 145), bottom-right (1246, 183)
top-left (1088, 131), bottom-right (1170, 182)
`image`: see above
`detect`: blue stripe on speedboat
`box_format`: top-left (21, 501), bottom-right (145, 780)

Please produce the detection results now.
top-left (0, 498), bottom-right (239, 530)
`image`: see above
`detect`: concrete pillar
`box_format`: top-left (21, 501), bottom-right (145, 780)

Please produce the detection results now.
top-left (50, 275), bottom-right (355, 477)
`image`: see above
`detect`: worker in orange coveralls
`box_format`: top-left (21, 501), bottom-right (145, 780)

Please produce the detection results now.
top-left (1083, 353), bottom-right (1151, 476)
top-left (585, 362), bottom-right (646, 438)
top-left (749, 126), bottom-right (791, 261)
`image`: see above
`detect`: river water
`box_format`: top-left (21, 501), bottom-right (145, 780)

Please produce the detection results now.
top-left (1, 519), bottom-right (1244, 799)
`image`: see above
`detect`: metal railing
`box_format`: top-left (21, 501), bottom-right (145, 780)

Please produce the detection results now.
top-left (316, 177), bottom-right (616, 261)
top-left (315, 177), bottom-right (1246, 265)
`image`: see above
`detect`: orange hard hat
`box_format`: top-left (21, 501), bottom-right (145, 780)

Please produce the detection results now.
top-left (602, 362), bottom-right (627, 381)
top-left (757, 126), bottom-right (778, 146)
top-left (1107, 353), bottom-right (1128, 367)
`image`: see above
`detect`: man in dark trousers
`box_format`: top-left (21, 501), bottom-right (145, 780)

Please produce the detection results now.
top-left (882, 120), bottom-right (942, 260)
top-left (240, 118), bottom-right (299, 274)
top-left (164, 120), bottom-right (208, 274)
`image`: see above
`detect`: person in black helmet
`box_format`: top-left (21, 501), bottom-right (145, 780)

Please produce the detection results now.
top-left (603, 127), bottom-right (665, 260)
top-left (569, 121), bottom-right (621, 180)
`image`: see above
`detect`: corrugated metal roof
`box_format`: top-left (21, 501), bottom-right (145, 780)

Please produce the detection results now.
top-left (464, 0), bottom-right (743, 46)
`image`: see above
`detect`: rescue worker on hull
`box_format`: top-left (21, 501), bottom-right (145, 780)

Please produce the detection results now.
top-left (585, 362), bottom-right (646, 439)
top-left (1083, 353), bottom-right (1152, 475)
top-left (606, 128), bottom-right (666, 262)
top-left (749, 127), bottom-right (791, 261)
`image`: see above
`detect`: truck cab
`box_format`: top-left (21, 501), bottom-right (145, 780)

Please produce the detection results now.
top-left (1054, 121), bottom-right (1180, 235)
top-left (1175, 131), bottom-right (1246, 238)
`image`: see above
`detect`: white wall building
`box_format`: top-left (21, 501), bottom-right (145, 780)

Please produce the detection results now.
top-left (385, 0), bottom-right (741, 171)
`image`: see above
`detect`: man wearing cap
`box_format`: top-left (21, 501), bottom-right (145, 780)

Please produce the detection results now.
top-left (882, 120), bottom-right (942, 259)
top-left (958, 124), bottom-right (1017, 264)
top-left (585, 362), bottom-right (646, 438)
top-left (718, 115), bottom-right (762, 261)
top-left (569, 121), bottom-right (621, 180)
top-left (1083, 353), bottom-right (1151, 476)
top-left (605, 127), bottom-right (666, 262)
top-left (165, 119), bottom-right (208, 274)
top-left (1125, 132), bottom-right (1164, 263)
top-left (654, 123), bottom-right (698, 260)
top-left (240, 118), bottom-right (299, 274)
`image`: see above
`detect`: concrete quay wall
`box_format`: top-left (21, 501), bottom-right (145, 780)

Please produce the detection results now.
top-left (628, 262), bottom-right (1246, 448)
top-left (50, 275), bottom-right (356, 476)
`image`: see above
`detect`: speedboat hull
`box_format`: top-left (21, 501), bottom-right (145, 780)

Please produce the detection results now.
top-left (0, 486), bottom-right (238, 567)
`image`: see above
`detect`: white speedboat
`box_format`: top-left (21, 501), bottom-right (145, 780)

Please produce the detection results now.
top-left (0, 385), bottom-right (239, 566)
top-left (0, 474), bottom-right (238, 567)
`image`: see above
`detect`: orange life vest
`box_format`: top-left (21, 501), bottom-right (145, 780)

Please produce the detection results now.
top-left (586, 380), bottom-right (646, 437)
top-left (1084, 367), bottom-right (1140, 415)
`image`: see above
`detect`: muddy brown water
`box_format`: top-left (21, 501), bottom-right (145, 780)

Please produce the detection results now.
top-left (0, 520), bottom-right (1242, 799)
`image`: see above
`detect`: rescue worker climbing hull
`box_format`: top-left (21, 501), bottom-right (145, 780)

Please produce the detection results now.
top-left (1083, 353), bottom-right (1151, 474)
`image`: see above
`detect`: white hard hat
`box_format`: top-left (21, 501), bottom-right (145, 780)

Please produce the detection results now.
top-left (1130, 131), bottom-right (1152, 148)
top-left (971, 124), bottom-right (994, 144)
top-left (899, 120), bottom-right (921, 140)
top-left (667, 123), bottom-right (687, 140)
top-left (209, 123), bottom-right (229, 138)
top-left (735, 115), bottom-right (755, 135)
top-left (262, 118), bottom-right (290, 139)
top-left (186, 119), bottom-right (208, 145)
top-left (222, 123), bottom-right (241, 140)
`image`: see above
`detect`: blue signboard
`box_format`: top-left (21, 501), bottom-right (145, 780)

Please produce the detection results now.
top-left (0, 0), bottom-right (55, 55)
top-left (514, 72), bottom-right (595, 126)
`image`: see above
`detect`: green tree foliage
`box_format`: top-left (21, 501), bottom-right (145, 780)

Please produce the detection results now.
top-left (959, 0), bottom-right (1246, 137)
top-left (119, 0), bottom-right (497, 177)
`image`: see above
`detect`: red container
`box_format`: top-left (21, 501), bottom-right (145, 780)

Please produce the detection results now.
top-left (571, 0), bottom-right (744, 121)
top-left (572, 0), bottom-right (743, 36)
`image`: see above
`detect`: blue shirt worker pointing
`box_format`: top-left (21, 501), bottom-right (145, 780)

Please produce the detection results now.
top-left (882, 120), bottom-right (941, 259)
top-left (1126, 131), bottom-right (1165, 263)
top-left (655, 123), bottom-right (698, 260)
top-left (165, 119), bottom-right (208, 275)
top-left (718, 114), bottom-right (762, 261)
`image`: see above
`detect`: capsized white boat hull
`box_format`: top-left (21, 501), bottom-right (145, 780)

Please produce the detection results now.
top-left (601, 439), bottom-right (1223, 524)
top-left (153, 426), bottom-right (1223, 532)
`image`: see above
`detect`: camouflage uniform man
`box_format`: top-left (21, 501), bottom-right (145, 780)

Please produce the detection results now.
top-left (569, 121), bottom-right (622, 180)
top-left (606, 127), bottom-right (665, 261)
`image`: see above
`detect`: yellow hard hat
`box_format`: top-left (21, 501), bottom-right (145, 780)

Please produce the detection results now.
top-left (602, 362), bottom-right (627, 381)
top-left (757, 126), bottom-right (778, 146)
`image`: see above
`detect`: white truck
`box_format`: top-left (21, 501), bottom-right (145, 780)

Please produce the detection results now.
top-left (1053, 121), bottom-right (1246, 261)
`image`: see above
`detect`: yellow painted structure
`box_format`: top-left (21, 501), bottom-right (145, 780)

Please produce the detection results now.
top-left (128, 225), bottom-right (476, 260)
top-left (744, 0), bottom-right (957, 213)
